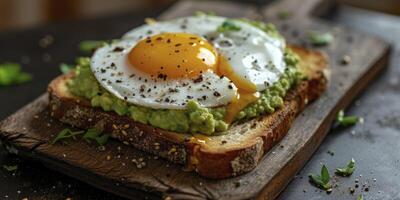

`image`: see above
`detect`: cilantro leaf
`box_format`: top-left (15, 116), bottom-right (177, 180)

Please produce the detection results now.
top-left (357, 194), bottom-right (363, 200)
top-left (309, 164), bottom-right (331, 190)
top-left (0, 63), bottom-right (32, 86)
top-left (79, 40), bottom-right (108, 54)
top-left (337, 110), bottom-right (359, 127)
top-left (83, 128), bottom-right (110, 146)
top-left (2, 165), bottom-right (18, 172)
top-left (217, 20), bottom-right (241, 33)
top-left (308, 32), bottom-right (333, 46)
top-left (336, 158), bottom-right (356, 177)
top-left (59, 63), bottom-right (74, 74)
top-left (52, 128), bottom-right (84, 144)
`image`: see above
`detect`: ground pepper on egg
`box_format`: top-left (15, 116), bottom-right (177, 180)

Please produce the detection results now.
top-left (66, 18), bottom-right (304, 135)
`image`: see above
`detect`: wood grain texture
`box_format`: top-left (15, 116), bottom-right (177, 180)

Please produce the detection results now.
top-left (0, 0), bottom-right (391, 199)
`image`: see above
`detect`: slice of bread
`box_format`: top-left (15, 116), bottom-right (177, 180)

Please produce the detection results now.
top-left (48, 45), bottom-right (328, 179)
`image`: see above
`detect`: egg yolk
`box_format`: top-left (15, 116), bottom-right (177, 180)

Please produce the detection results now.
top-left (128, 33), bottom-right (218, 79)
top-left (128, 32), bottom-right (259, 124)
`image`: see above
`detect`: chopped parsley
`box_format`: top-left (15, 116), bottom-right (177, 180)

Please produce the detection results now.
top-left (308, 32), bottom-right (333, 46)
top-left (357, 194), bottom-right (363, 200)
top-left (337, 110), bottom-right (359, 127)
top-left (52, 128), bottom-right (85, 144)
top-left (82, 128), bottom-right (110, 146)
top-left (59, 63), bottom-right (74, 74)
top-left (52, 128), bottom-right (109, 146)
top-left (217, 20), bottom-right (241, 33)
top-left (2, 165), bottom-right (18, 172)
top-left (309, 165), bottom-right (331, 190)
top-left (335, 158), bottom-right (356, 177)
top-left (79, 40), bottom-right (108, 54)
top-left (0, 63), bottom-right (32, 86)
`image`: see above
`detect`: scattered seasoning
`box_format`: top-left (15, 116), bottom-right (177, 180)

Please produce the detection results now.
top-left (2, 165), bottom-right (18, 172)
top-left (59, 63), bottom-right (74, 74)
top-left (0, 63), bottom-right (32, 86)
top-left (213, 91), bottom-right (221, 97)
top-left (337, 110), bottom-right (359, 127)
top-left (112, 47), bottom-right (124, 52)
top-left (327, 150), bottom-right (335, 156)
top-left (309, 165), bottom-right (331, 190)
top-left (341, 55), bottom-right (352, 65)
top-left (308, 32), bottom-right (334, 46)
top-left (193, 75), bottom-right (203, 83)
top-left (277, 10), bottom-right (292, 20)
top-left (217, 20), bottom-right (241, 33)
top-left (336, 158), bottom-right (356, 177)
top-left (39, 34), bottom-right (54, 48)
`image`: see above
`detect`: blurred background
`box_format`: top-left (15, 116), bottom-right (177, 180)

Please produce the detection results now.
top-left (0, 0), bottom-right (399, 32)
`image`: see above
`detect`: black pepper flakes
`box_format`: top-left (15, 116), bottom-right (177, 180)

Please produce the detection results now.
top-left (113, 47), bottom-right (124, 52)
top-left (193, 75), bottom-right (203, 83)
top-left (213, 91), bottom-right (221, 97)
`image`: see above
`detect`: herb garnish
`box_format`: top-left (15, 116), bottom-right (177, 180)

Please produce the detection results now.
top-left (357, 194), bottom-right (363, 200)
top-left (82, 128), bottom-right (110, 146)
top-left (59, 63), bottom-right (74, 74)
top-left (2, 165), bottom-right (18, 172)
top-left (309, 165), bottom-right (331, 190)
top-left (217, 20), bottom-right (241, 33)
top-left (52, 128), bottom-right (85, 144)
top-left (337, 110), bottom-right (359, 127)
top-left (335, 158), bottom-right (355, 177)
top-left (308, 32), bottom-right (333, 46)
top-left (52, 128), bottom-right (109, 146)
top-left (0, 63), bottom-right (32, 86)
top-left (79, 40), bottom-right (108, 54)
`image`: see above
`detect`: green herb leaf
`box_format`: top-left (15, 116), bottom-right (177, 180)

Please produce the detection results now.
top-left (83, 128), bottom-right (110, 146)
top-left (52, 128), bottom-right (85, 144)
top-left (0, 63), bottom-right (32, 86)
top-left (217, 20), bottom-right (241, 33)
top-left (321, 165), bottom-right (330, 183)
top-left (277, 11), bottom-right (291, 20)
top-left (308, 32), bottom-right (333, 46)
top-left (2, 165), bottom-right (18, 172)
top-left (79, 40), bottom-right (107, 54)
top-left (336, 158), bottom-right (356, 177)
top-left (309, 164), bottom-right (331, 190)
top-left (59, 63), bottom-right (74, 74)
top-left (337, 110), bottom-right (359, 127)
top-left (357, 194), bottom-right (363, 200)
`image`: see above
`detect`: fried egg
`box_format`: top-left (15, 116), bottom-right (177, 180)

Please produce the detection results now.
top-left (90, 15), bottom-right (286, 112)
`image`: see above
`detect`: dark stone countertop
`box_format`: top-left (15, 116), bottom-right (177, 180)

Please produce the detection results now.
top-left (0, 3), bottom-right (399, 200)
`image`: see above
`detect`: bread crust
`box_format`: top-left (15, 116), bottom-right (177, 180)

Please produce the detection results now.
top-left (48, 46), bottom-right (328, 179)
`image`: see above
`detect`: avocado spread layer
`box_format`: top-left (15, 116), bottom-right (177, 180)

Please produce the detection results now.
top-left (66, 20), bottom-right (304, 135)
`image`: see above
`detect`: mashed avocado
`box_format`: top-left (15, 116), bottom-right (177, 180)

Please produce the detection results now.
top-left (67, 20), bottom-right (304, 135)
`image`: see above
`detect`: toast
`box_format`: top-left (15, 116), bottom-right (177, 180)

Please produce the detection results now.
top-left (48, 45), bottom-right (328, 179)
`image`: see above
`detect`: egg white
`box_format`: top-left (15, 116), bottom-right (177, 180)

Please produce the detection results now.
top-left (91, 40), bottom-right (237, 109)
top-left (123, 15), bottom-right (287, 91)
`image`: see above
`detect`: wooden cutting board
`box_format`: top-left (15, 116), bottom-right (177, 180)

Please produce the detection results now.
top-left (0, 0), bottom-right (391, 199)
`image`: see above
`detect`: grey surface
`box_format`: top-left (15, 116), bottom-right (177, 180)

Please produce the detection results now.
top-left (0, 3), bottom-right (399, 200)
top-left (278, 6), bottom-right (400, 200)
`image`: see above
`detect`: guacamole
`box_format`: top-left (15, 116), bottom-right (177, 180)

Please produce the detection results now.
top-left (66, 19), bottom-right (304, 135)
